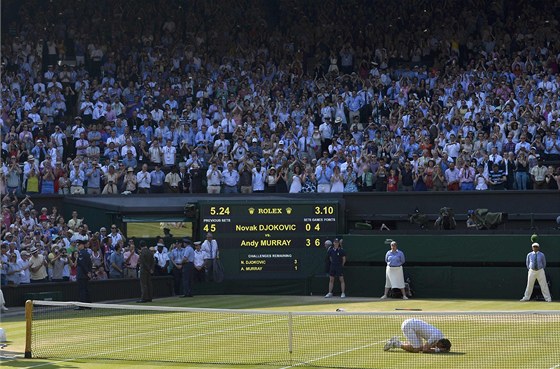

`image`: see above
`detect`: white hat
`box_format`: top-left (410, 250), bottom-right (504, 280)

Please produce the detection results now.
top-left (279, 140), bottom-right (285, 145)
top-left (335, 117), bottom-right (342, 123)
top-left (531, 243), bottom-right (540, 248)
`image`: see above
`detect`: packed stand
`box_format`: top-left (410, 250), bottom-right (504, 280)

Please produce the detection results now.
top-left (0, 200), bottom-right (201, 286)
top-left (1, 0), bottom-right (559, 196)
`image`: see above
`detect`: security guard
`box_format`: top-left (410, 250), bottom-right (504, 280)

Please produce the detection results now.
top-left (169, 239), bottom-right (186, 295)
top-left (180, 240), bottom-right (195, 297)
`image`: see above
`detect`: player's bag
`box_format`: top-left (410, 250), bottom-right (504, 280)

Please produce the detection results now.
top-left (387, 275), bottom-right (413, 298)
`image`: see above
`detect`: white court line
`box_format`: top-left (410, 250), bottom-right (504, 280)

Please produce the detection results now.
top-left (278, 339), bottom-right (386, 369)
top-left (549, 365), bottom-right (560, 369)
top-left (21, 316), bottom-right (286, 369)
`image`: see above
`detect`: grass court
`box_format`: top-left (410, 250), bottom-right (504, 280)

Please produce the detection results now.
top-left (0, 295), bottom-right (559, 369)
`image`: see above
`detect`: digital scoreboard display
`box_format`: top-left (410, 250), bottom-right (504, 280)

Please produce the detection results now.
top-left (198, 201), bottom-right (340, 278)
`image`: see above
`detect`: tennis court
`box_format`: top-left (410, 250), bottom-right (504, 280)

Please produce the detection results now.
top-left (1, 296), bottom-right (559, 369)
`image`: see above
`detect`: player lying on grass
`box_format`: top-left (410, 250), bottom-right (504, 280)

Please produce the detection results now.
top-left (384, 318), bottom-right (452, 353)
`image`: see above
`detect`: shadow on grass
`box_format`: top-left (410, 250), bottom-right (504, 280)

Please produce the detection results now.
top-left (424, 351), bottom-right (467, 355)
top-left (0, 359), bottom-right (78, 368)
top-left (389, 351), bottom-right (467, 356)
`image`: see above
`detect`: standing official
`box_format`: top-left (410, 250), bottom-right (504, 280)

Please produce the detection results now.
top-left (181, 240), bottom-right (195, 297)
top-left (520, 243), bottom-right (552, 302)
top-left (324, 239), bottom-right (346, 298)
top-left (137, 241), bottom-right (154, 303)
top-left (169, 240), bottom-right (186, 295)
top-left (76, 239), bottom-right (92, 309)
top-left (381, 241), bottom-right (408, 300)
top-left (201, 233), bottom-right (219, 281)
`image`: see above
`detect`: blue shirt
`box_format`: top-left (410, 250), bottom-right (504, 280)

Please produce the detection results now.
top-left (140, 125), bottom-right (154, 143)
top-left (169, 247), bottom-right (186, 265)
top-left (385, 249), bottom-right (405, 267)
top-left (183, 245), bottom-right (195, 263)
top-left (526, 251), bottom-right (546, 270)
top-left (328, 247), bottom-right (346, 266)
top-left (109, 251), bottom-right (124, 276)
top-left (315, 166), bottom-right (333, 185)
top-left (346, 95), bottom-right (364, 112)
top-left (150, 170), bottom-right (165, 186)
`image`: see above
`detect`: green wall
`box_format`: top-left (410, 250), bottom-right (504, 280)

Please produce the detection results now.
top-left (308, 235), bottom-right (560, 299)
top-left (340, 234), bottom-right (560, 263)
top-left (56, 194), bottom-right (560, 300)
top-left (187, 235), bottom-right (560, 299)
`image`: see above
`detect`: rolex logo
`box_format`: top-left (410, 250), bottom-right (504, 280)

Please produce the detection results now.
top-left (286, 207), bottom-right (292, 215)
top-left (248, 207), bottom-right (255, 215)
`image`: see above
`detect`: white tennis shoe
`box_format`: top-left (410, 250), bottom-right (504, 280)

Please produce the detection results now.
top-left (380, 295), bottom-right (387, 299)
top-left (383, 336), bottom-right (398, 351)
top-left (324, 292), bottom-right (333, 298)
top-left (340, 293), bottom-right (346, 298)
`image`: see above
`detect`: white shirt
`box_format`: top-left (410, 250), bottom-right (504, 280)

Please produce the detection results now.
top-left (201, 239), bottom-right (218, 259)
top-left (151, 109), bottom-right (164, 122)
top-left (154, 250), bottom-right (169, 268)
top-left (194, 249), bottom-right (205, 268)
top-left (108, 232), bottom-right (123, 245)
top-left (149, 146), bottom-right (163, 163)
top-left (213, 139), bottom-right (230, 155)
top-left (443, 141), bottom-right (461, 158)
top-left (136, 170), bottom-right (151, 188)
top-left (162, 145), bottom-right (176, 165)
top-left (120, 145), bottom-right (137, 158)
top-left (319, 122), bottom-right (333, 140)
top-left (206, 167), bottom-right (222, 186)
top-left (401, 318), bottom-right (445, 347)
top-left (252, 168), bottom-right (266, 191)
top-left (220, 118), bottom-right (236, 133)
top-left (106, 136), bottom-right (123, 147)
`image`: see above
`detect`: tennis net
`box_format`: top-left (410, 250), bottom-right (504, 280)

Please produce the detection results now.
top-left (26, 300), bottom-right (560, 369)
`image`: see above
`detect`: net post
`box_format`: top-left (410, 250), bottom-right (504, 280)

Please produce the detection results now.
top-left (288, 312), bottom-right (293, 355)
top-left (288, 312), bottom-right (294, 362)
top-left (24, 300), bottom-right (33, 358)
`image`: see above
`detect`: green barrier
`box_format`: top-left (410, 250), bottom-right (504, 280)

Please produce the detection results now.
top-left (341, 234), bottom-right (560, 263)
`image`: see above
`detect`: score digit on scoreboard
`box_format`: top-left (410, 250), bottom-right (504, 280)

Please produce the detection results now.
top-left (198, 201), bottom-right (339, 277)
top-left (200, 202), bottom-right (338, 237)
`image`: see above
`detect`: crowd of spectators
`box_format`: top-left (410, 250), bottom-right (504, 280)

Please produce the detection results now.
top-left (1, 0), bottom-right (560, 198)
top-left (0, 200), bottom-right (199, 286)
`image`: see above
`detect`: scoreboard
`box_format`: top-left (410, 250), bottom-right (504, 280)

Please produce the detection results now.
top-left (198, 201), bottom-right (340, 278)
